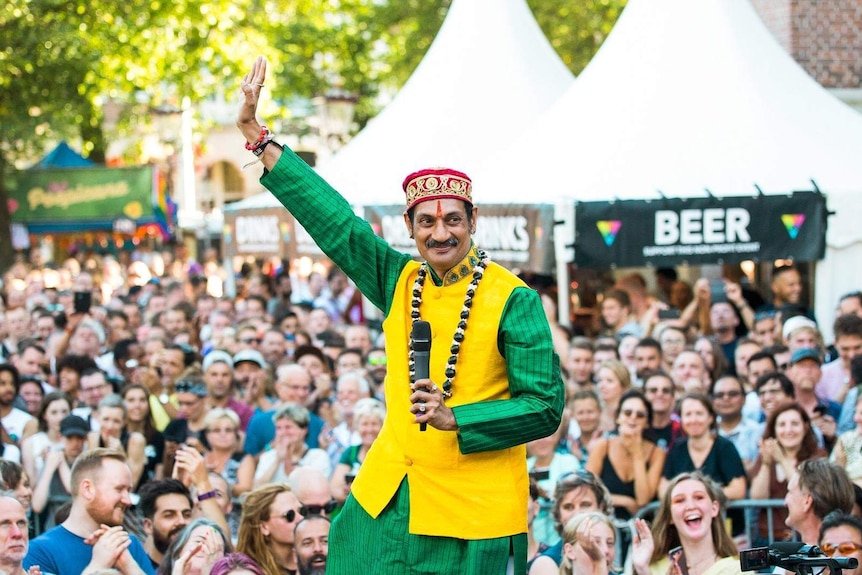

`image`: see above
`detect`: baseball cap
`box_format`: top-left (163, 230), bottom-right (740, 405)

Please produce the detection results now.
top-left (202, 350), bottom-right (234, 372)
top-left (232, 349), bottom-right (267, 369)
top-left (781, 315), bottom-right (817, 341)
top-left (60, 415), bottom-right (90, 438)
top-left (790, 347), bottom-right (822, 366)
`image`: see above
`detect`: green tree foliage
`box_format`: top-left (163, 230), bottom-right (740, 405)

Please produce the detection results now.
top-left (370, 0), bottom-right (627, 90)
top-left (0, 0), bottom-right (625, 272)
top-left (529, 0), bottom-right (627, 74)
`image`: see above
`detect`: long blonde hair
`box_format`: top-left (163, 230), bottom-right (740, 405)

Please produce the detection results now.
top-left (649, 471), bottom-right (737, 564)
top-left (559, 511), bottom-right (618, 575)
top-left (236, 484), bottom-right (293, 575)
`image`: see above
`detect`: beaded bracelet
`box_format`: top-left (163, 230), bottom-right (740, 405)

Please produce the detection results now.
top-left (244, 125), bottom-right (270, 151)
top-left (251, 132), bottom-right (275, 157)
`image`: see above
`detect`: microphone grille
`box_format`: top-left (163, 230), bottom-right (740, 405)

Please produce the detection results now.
top-left (411, 321), bottom-right (432, 351)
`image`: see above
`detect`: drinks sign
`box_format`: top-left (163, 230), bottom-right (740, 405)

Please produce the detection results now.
top-left (364, 204), bottom-right (555, 274)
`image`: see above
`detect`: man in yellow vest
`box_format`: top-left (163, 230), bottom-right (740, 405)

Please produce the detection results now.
top-left (237, 57), bottom-right (565, 575)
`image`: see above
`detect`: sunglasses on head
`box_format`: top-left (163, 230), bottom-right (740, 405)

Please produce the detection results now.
top-left (300, 499), bottom-right (338, 516)
top-left (557, 469), bottom-right (598, 486)
top-left (821, 542), bottom-right (862, 556)
top-left (754, 311), bottom-right (776, 322)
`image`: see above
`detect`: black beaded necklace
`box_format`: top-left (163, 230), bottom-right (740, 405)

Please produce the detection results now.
top-left (408, 249), bottom-right (490, 399)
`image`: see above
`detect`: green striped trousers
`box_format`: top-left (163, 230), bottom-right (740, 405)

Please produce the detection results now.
top-left (328, 478), bottom-right (527, 574)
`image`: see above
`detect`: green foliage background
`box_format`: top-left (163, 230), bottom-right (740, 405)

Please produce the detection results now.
top-left (0, 0), bottom-right (626, 269)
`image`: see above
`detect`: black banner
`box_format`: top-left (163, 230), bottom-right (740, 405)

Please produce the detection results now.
top-left (364, 204), bottom-right (555, 274)
top-left (574, 192), bottom-right (827, 268)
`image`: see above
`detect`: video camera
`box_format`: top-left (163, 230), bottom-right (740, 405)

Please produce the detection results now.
top-left (740, 542), bottom-right (858, 574)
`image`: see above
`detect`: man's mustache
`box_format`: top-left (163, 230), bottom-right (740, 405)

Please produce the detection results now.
top-left (426, 238), bottom-right (458, 249)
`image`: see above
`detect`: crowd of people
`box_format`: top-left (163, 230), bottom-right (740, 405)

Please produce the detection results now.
top-left (0, 255), bottom-right (378, 574)
top-left (0, 250), bottom-right (860, 574)
top-left (2, 74), bottom-right (862, 573)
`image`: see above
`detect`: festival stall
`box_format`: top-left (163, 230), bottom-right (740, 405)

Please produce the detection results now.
top-left (7, 143), bottom-right (176, 255)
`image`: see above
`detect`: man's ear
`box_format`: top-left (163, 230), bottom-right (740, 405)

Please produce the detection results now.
top-left (470, 206), bottom-right (478, 234)
top-left (801, 491), bottom-right (814, 514)
top-left (403, 212), bottom-right (414, 239)
top-left (142, 517), bottom-right (154, 536)
top-left (79, 477), bottom-right (95, 501)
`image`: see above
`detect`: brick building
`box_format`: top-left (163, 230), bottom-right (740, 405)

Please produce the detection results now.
top-left (752, 0), bottom-right (862, 111)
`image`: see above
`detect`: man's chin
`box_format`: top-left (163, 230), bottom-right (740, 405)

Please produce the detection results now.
top-left (106, 508), bottom-right (127, 526)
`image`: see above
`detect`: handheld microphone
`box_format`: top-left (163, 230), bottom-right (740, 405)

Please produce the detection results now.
top-left (411, 321), bottom-right (432, 432)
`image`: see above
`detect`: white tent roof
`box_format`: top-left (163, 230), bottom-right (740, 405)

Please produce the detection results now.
top-left (473, 0), bottom-right (862, 206)
top-left (313, 0), bottom-right (573, 205)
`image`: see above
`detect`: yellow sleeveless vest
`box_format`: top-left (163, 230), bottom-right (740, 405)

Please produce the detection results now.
top-left (350, 260), bottom-right (529, 539)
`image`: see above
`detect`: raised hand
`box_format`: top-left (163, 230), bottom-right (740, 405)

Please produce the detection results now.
top-left (172, 540), bottom-right (205, 575)
top-left (631, 518), bottom-right (655, 575)
top-left (237, 57), bottom-right (267, 142)
top-left (173, 444), bottom-right (208, 488)
top-left (577, 517), bottom-right (605, 560)
top-left (724, 281), bottom-right (744, 306)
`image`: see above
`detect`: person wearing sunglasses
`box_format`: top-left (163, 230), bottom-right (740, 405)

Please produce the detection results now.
top-left (363, 348), bottom-right (388, 396)
top-left (711, 375), bottom-right (760, 474)
top-left (819, 512), bottom-right (862, 575)
top-left (643, 372), bottom-right (683, 452)
top-left (586, 389), bottom-right (665, 521)
top-left (288, 467), bottom-right (338, 519)
top-left (236, 484), bottom-right (304, 575)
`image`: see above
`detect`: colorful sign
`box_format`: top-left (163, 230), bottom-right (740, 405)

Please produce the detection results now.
top-left (574, 192), bottom-right (827, 267)
top-left (8, 166), bottom-right (156, 226)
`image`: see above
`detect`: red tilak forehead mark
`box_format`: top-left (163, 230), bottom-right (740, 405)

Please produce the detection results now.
top-left (436, 200), bottom-right (442, 218)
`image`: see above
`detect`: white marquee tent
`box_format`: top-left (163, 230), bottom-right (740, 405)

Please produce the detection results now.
top-left (473, 0), bottom-right (862, 330)
top-left (317, 0), bottom-right (573, 204)
top-left (227, 0), bottom-right (574, 214)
